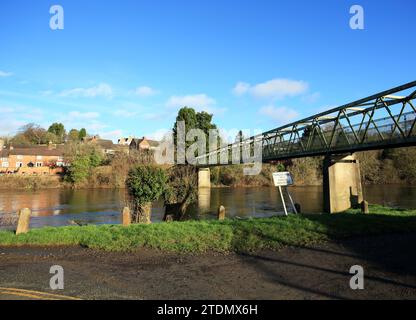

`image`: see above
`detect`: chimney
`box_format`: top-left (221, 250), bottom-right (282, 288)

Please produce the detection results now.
top-left (48, 141), bottom-right (56, 150)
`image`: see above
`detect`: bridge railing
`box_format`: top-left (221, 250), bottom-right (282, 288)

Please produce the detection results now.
top-left (196, 81), bottom-right (416, 165)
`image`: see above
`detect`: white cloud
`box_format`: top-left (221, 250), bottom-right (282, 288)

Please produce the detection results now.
top-left (232, 82), bottom-right (250, 96)
top-left (67, 111), bottom-right (100, 120)
top-left (0, 119), bottom-right (26, 136)
top-left (0, 70), bottom-right (13, 77)
top-left (142, 112), bottom-right (167, 120)
top-left (59, 83), bottom-right (113, 98)
top-left (0, 104), bottom-right (45, 135)
top-left (85, 121), bottom-right (108, 132)
top-left (259, 105), bottom-right (299, 124)
top-left (113, 109), bottom-right (139, 117)
top-left (57, 111), bottom-right (105, 135)
top-left (144, 128), bottom-right (172, 141)
top-left (99, 129), bottom-right (123, 142)
top-left (166, 94), bottom-right (227, 116)
top-left (233, 78), bottom-right (308, 99)
top-left (133, 86), bottom-right (158, 97)
top-left (166, 94), bottom-right (216, 109)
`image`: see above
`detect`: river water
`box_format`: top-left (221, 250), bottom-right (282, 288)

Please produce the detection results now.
top-left (0, 185), bottom-right (415, 228)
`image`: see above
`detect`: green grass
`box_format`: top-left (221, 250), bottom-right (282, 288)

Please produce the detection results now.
top-left (1, 205), bottom-right (416, 253)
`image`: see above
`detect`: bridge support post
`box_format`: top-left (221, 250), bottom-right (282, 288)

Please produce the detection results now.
top-left (198, 168), bottom-right (211, 189)
top-left (323, 154), bottom-right (363, 214)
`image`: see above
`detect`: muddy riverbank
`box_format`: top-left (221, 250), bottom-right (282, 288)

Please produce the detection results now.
top-left (1, 233), bottom-right (415, 300)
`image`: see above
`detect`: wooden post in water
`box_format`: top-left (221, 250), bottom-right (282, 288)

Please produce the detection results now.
top-left (217, 205), bottom-right (226, 221)
top-left (16, 208), bottom-right (31, 235)
top-left (122, 207), bottom-right (131, 226)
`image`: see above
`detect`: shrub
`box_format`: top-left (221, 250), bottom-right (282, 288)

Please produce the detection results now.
top-left (64, 143), bottom-right (104, 185)
top-left (65, 155), bottom-right (91, 184)
top-left (126, 165), bottom-right (167, 223)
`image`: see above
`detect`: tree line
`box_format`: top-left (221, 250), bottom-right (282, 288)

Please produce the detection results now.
top-left (1, 123), bottom-right (88, 146)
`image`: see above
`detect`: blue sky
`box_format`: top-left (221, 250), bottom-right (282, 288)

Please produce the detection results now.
top-left (0, 0), bottom-right (415, 141)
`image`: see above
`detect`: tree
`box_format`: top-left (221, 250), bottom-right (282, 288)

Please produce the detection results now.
top-left (65, 155), bottom-right (91, 184)
top-left (44, 131), bottom-right (59, 144)
top-left (196, 111), bottom-right (217, 136)
top-left (173, 107), bottom-right (218, 160)
top-left (79, 128), bottom-right (87, 140)
top-left (173, 107), bottom-right (198, 147)
top-left (11, 133), bottom-right (31, 146)
top-left (68, 129), bottom-right (80, 142)
top-left (64, 143), bottom-right (104, 184)
top-left (48, 123), bottom-right (66, 143)
top-left (125, 166), bottom-right (167, 224)
top-left (163, 165), bottom-right (198, 221)
top-left (17, 123), bottom-right (48, 145)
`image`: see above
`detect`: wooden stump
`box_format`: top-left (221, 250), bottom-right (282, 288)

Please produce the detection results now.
top-left (122, 207), bottom-right (131, 226)
top-left (361, 200), bottom-right (369, 214)
top-left (164, 215), bottom-right (174, 223)
top-left (16, 208), bottom-right (31, 235)
top-left (217, 205), bottom-right (226, 221)
top-left (138, 203), bottom-right (152, 224)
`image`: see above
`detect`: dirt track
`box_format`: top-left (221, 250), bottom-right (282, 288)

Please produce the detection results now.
top-left (1, 233), bottom-right (416, 300)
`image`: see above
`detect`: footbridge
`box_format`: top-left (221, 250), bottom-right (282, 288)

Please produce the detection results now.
top-left (196, 81), bottom-right (416, 213)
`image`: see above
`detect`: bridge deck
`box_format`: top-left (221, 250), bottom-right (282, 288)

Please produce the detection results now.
top-left (196, 81), bottom-right (416, 165)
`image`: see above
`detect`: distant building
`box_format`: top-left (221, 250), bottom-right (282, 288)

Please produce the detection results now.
top-left (83, 135), bottom-right (117, 154)
top-left (117, 136), bottom-right (134, 146)
top-left (0, 144), bottom-right (65, 175)
top-left (129, 137), bottom-right (159, 152)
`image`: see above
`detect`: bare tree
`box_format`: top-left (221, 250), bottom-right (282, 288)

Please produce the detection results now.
top-left (163, 165), bottom-right (198, 221)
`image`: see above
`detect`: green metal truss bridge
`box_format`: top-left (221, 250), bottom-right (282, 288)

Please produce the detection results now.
top-left (196, 81), bottom-right (416, 164)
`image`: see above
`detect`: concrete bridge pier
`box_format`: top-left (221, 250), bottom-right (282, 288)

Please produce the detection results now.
top-left (323, 154), bottom-right (363, 214)
top-left (198, 168), bottom-right (211, 189)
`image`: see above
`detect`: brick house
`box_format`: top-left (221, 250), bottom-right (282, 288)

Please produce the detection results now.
top-left (0, 144), bottom-right (65, 175)
top-left (129, 137), bottom-right (159, 152)
top-left (84, 135), bottom-right (118, 154)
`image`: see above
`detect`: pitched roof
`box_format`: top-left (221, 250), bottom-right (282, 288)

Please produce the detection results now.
top-left (95, 139), bottom-right (114, 149)
top-left (0, 149), bottom-right (9, 158)
top-left (0, 146), bottom-right (64, 157)
top-left (131, 138), bottom-right (159, 147)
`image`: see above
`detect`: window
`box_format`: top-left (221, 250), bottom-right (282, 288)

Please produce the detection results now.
top-left (36, 162), bottom-right (43, 167)
top-left (16, 162), bottom-right (23, 168)
top-left (1, 162), bottom-right (9, 168)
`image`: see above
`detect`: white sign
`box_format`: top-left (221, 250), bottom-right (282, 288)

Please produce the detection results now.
top-left (272, 172), bottom-right (293, 187)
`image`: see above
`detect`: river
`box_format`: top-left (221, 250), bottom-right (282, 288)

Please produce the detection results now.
top-left (1, 185), bottom-right (416, 229)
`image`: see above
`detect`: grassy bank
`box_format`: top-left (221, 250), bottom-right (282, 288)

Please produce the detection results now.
top-left (0, 175), bottom-right (63, 190)
top-left (1, 205), bottom-right (416, 252)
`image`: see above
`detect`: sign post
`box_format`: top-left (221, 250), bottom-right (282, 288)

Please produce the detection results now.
top-left (272, 172), bottom-right (297, 216)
